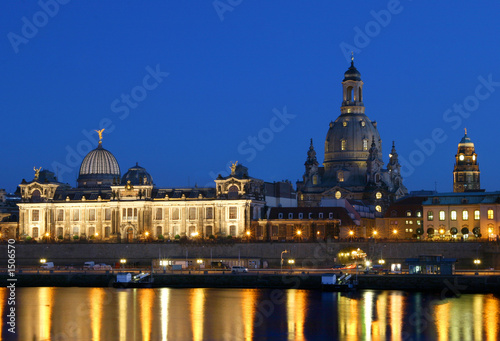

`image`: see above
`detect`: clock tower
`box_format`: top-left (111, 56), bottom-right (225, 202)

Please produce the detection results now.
top-left (453, 129), bottom-right (480, 192)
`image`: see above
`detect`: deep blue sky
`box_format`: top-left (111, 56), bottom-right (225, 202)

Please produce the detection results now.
top-left (1, 1), bottom-right (500, 193)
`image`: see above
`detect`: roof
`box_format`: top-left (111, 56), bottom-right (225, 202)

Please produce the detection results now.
top-left (384, 196), bottom-right (427, 218)
top-left (268, 207), bottom-right (355, 225)
top-left (422, 191), bottom-right (500, 206)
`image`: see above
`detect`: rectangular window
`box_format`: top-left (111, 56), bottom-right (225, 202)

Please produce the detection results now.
top-left (341, 140), bottom-right (346, 151)
top-left (155, 208), bottom-right (163, 220)
top-left (474, 210), bottom-right (480, 220)
top-left (189, 207), bottom-right (196, 220)
top-left (427, 211), bottom-right (434, 221)
top-left (73, 209), bottom-right (80, 221)
top-left (439, 211), bottom-right (445, 221)
top-left (105, 209), bottom-right (111, 221)
top-left (462, 210), bottom-right (468, 221)
top-left (57, 209), bottom-right (64, 221)
top-left (32, 227), bottom-right (39, 238)
top-left (32, 210), bottom-right (39, 221)
top-left (172, 208), bottom-right (180, 220)
top-left (206, 207), bottom-right (213, 220)
top-left (488, 209), bottom-right (494, 220)
top-left (363, 139), bottom-right (368, 151)
top-left (450, 211), bottom-right (457, 221)
top-left (229, 207), bottom-right (237, 220)
top-left (88, 209), bottom-right (96, 221)
top-left (272, 225), bottom-right (279, 237)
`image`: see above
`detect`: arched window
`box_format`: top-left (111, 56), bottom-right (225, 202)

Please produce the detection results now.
top-left (228, 185), bottom-right (239, 200)
top-left (450, 211), bottom-right (457, 221)
top-left (341, 139), bottom-right (347, 151)
top-left (337, 171), bottom-right (344, 182)
top-left (312, 175), bottom-right (318, 185)
top-left (346, 86), bottom-right (353, 102)
top-left (462, 210), bottom-right (469, 221)
top-left (363, 139), bottom-right (368, 151)
top-left (31, 190), bottom-right (41, 203)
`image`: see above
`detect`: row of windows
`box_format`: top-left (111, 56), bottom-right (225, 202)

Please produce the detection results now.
top-left (427, 209), bottom-right (493, 221)
top-left (277, 212), bottom-right (336, 220)
top-left (340, 139), bottom-right (369, 151)
top-left (154, 207), bottom-right (238, 221)
top-left (31, 209), bottom-right (112, 222)
top-left (31, 206), bottom-right (240, 223)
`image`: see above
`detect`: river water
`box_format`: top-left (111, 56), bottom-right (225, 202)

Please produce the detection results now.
top-left (1, 287), bottom-right (499, 340)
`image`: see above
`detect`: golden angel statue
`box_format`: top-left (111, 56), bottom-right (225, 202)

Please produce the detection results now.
top-left (95, 129), bottom-right (105, 142)
top-left (33, 167), bottom-right (42, 180)
top-left (230, 161), bottom-right (238, 175)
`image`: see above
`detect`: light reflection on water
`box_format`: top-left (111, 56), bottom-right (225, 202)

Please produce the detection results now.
top-left (2, 287), bottom-right (500, 341)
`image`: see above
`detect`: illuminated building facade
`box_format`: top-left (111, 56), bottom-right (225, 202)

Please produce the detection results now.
top-left (297, 59), bottom-right (408, 213)
top-left (17, 138), bottom-right (266, 242)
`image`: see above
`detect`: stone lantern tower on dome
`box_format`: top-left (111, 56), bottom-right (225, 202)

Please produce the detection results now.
top-left (453, 129), bottom-right (480, 192)
top-left (296, 58), bottom-right (407, 212)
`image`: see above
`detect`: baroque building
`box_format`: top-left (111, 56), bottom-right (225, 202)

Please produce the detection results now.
top-left (17, 135), bottom-right (266, 242)
top-left (297, 59), bottom-right (408, 213)
top-left (453, 129), bottom-right (480, 192)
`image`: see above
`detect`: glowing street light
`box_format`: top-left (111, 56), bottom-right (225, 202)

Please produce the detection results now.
top-left (281, 250), bottom-right (289, 273)
top-left (474, 258), bottom-right (481, 275)
top-left (378, 259), bottom-right (385, 265)
top-left (288, 259), bottom-right (295, 270)
top-left (120, 258), bottom-right (127, 268)
top-left (197, 259), bottom-right (203, 270)
top-left (191, 231), bottom-right (199, 238)
top-left (40, 258), bottom-right (47, 264)
top-left (372, 230), bottom-right (378, 237)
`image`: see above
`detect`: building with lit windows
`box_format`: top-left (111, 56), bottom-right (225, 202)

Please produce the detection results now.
top-left (297, 59), bottom-right (407, 213)
top-left (421, 192), bottom-right (500, 241)
top-left (17, 137), bottom-right (267, 242)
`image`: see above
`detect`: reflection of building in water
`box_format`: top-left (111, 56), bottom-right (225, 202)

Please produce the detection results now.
top-left (241, 289), bottom-right (257, 341)
top-left (287, 290), bottom-right (307, 341)
top-left (190, 288), bottom-right (205, 341)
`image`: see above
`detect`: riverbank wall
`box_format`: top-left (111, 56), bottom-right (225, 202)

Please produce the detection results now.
top-left (2, 241), bottom-right (500, 269)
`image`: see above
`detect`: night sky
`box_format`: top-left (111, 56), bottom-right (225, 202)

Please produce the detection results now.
top-left (1, 1), bottom-right (500, 194)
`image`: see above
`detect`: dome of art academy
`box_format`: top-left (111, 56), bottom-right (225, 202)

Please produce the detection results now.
top-left (121, 163), bottom-right (153, 186)
top-left (77, 137), bottom-right (121, 189)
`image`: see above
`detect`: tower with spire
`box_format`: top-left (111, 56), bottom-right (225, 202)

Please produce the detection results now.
top-left (453, 129), bottom-right (480, 192)
top-left (296, 58), bottom-right (407, 213)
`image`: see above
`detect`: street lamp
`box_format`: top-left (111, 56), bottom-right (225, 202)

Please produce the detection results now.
top-left (40, 258), bottom-right (47, 264)
top-left (288, 259), bottom-right (295, 271)
top-left (197, 259), bottom-right (203, 271)
top-left (378, 258), bottom-right (385, 265)
top-left (191, 231), bottom-right (199, 238)
top-left (120, 258), bottom-right (127, 269)
top-left (372, 230), bottom-right (378, 237)
top-left (392, 229), bottom-right (398, 239)
top-left (281, 250), bottom-right (289, 272)
top-left (474, 258), bottom-right (481, 275)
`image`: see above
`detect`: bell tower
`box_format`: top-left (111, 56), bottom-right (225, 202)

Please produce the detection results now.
top-left (453, 129), bottom-right (480, 192)
top-left (341, 54), bottom-right (365, 115)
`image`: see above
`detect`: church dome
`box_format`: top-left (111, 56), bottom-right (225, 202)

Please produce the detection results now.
top-left (77, 142), bottom-right (120, 188)
top-left (324, 114), bottom-right (382, 164)
top-left (121, 163), bottom-right (153, 185)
